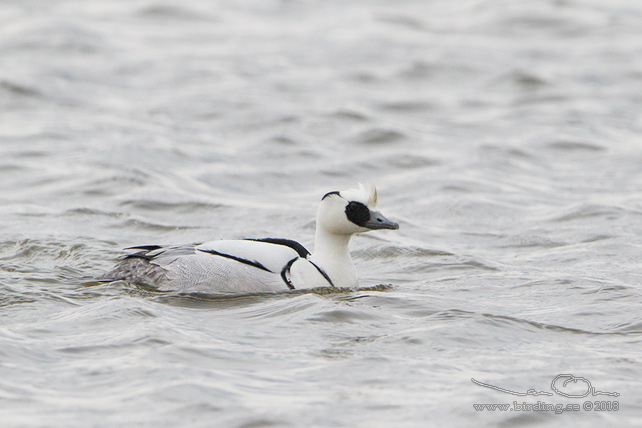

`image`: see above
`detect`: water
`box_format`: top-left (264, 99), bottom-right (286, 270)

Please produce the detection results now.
top-left (1, 0), bottom-right (641, 426)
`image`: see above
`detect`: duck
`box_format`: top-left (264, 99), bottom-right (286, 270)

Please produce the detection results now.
top-left (100, 183), bottom-right (399, 293)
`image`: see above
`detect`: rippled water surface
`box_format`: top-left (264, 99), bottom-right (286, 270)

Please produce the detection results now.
top-left (1, 0), bottom-right (642, 426)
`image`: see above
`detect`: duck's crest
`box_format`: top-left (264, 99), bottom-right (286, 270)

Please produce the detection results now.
top-left (364, 182), bottom-right (378, 208)
top-left (358, 182), bottom-right (378, 208)
top-left (339, 182), bottom-right (379, 208)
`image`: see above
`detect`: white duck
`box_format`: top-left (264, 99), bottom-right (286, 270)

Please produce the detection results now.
top-left (101, 183), bottom-right (399, 293)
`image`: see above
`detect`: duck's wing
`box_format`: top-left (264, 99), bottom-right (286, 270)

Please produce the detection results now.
top-left (122, 239), bottom-right (309, 292)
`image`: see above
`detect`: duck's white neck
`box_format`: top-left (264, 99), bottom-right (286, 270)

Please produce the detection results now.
top-left (313, 227), bottom-right (353, 260)
top-left (310, 227), bottom-right (358, 288)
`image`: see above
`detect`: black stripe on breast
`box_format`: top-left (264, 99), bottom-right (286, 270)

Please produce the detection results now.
top-left (280, 257), bottom-right (299, 290)
top-left (197, 249), bottom-right (273, 273)
top-left (245, 238), bottom-right (310, 258)
top-left (308, 261), bottom-right (336, 288)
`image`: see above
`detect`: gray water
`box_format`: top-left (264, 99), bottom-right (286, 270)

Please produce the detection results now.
top-left (1, 0), bottom-right (641, 426)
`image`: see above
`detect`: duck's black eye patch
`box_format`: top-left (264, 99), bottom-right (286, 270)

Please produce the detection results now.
top-left (345, 201), bottom-right (370, 227)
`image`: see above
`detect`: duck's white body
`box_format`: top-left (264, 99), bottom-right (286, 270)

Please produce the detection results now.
top-left (101, 183), bottom-right (398, 293)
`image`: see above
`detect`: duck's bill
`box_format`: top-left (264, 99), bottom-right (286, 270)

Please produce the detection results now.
top-left (365, 210), bottom-right (399, 230)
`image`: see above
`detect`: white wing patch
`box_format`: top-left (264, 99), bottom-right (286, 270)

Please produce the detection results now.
top-left (157, 252), bottom-right (287, 293)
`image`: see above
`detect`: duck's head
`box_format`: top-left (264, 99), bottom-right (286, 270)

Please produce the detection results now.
top-left (316, 183), bottom-right (399, 235)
